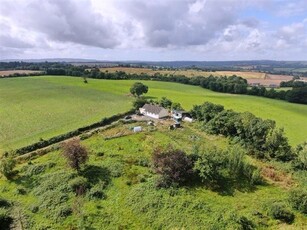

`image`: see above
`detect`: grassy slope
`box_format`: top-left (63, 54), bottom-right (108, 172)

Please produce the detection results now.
top-left (0, 76), bottom-right (131, 151)
top-left (1, 76), bottom-right (306, 151)
top-left (0, 123), bottom-right (306, 229)
top-left (46, 77), bottom-right (307, 145)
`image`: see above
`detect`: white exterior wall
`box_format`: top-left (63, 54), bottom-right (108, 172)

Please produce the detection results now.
top-left (145, 112), bottom-right (159, 119)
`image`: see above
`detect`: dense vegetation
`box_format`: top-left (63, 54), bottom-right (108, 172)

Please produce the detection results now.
top-left (0, 118), bottom-right (306, 229)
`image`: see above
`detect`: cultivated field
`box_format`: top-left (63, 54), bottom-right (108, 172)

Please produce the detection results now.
top-left (0, 76), bottom-right (132, 151)
top-left (1, 76), bottom-right (306, 151)
top-left (246, 74), bottom-right (293, 87)
top-left (0, 70), bottom-right (42, 77)
top-left (101, 67), bottom-right (294, 86)
top-left (100, 67), bottom-right (267, 79)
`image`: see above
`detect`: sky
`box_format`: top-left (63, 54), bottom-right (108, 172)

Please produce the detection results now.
top-left (0, 0), bottom-right (307, 61)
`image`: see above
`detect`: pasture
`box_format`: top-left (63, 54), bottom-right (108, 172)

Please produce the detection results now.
top-left (0, 76), bottom-right (306, 151)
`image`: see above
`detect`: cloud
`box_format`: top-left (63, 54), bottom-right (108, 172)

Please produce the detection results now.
top-left (0, 0), bottom-right (119, 49)
top-left (118, 0), bottom-right (245, 48)
top-left (0, 0), bottom-right (306, 60)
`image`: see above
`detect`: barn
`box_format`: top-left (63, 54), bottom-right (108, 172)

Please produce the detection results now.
top-left (139, 104), bottom-right (169, 119)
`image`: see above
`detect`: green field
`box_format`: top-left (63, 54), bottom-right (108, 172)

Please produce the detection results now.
top-left (0, 76), bottom-right (306, 151)
top-left (0, 76), bottom-right (132, 151)
top-left (0, 122), bottom-right (306, 229)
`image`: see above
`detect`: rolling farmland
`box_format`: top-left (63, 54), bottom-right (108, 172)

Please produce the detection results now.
top-left (100, 67), bottom-right (267, 78)
top-left (1, 76), bottom-right (306, 151)
top-left (0, 70), bottom-right (42, 77)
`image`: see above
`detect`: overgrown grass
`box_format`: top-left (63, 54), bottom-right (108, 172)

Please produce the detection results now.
top-left (0, 122), bottom-right (306, 229)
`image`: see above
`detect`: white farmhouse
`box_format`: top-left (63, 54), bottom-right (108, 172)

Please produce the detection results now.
top-left (139, 104), bottom-right (169, 119)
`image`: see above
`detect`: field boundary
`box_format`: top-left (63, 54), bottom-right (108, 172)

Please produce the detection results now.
top-left (9, 109), bottom-right (135, 159)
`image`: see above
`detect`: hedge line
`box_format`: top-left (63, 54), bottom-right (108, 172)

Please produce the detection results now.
top-left (14, 109), bottom-right (134, 156)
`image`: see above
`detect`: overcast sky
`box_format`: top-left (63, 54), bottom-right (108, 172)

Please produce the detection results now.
top-left (0, 0), bottom-right (307, 61)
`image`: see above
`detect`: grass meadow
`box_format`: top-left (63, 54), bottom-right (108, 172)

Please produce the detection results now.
top-left (0, 76), bottom-right (306, 151)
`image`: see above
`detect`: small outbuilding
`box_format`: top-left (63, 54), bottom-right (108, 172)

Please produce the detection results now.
top-left (172, 110), bottom-right (191, 122)
top-left (139, 104), bottom-right (169, 119)
top-left (133, 126), bottom-right (142, 132)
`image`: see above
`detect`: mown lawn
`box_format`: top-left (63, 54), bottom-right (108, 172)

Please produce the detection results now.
top-left (1, 76), bottom-right (306, 151)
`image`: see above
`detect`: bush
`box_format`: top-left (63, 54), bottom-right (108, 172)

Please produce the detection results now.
top-left (292, 142), bottom-right (307, 170)
top-left (0, 198), bottom-right (11, 208)
top-left (69, 176), bottom-right (88, 195)
top-left (87, 182), bottom-right (106, 200)
top-left (190, 102), bottom-right (224, 122)
top-left (61, 138), bottom-right (88, 171)
top-left (268, 202), bottom-right (295, 224)
top-left (107, 162), bottom-right (124, 177)
top-left (194, 146), bottom-right (262, 187)
top-left (152, 148), bottom-right (194, 187)
top-left (0, 157), bottom-right (16, 179)
top-left (0, 208), bottom-right (13, 229)
top-left (289, 188), bottom-right (307, 214)
top-left (194, 147), bottom-right (226, 184)
top-left (265, 128), bottom-right (293, 162)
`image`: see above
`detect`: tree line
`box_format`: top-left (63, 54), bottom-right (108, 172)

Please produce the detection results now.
top-left (1, 62), bottom-right (306, 104)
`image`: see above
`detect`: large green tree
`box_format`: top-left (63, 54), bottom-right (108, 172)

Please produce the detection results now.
top-left (130, 82), bottom-right (148, 97)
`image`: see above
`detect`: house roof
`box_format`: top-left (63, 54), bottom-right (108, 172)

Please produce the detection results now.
top-left (142, 104), bottom-right (166, 115)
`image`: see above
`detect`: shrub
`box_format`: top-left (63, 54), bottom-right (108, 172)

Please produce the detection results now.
top-left (15, 187), bottom-right (27, 195)
top-left (133, 97), bottom-right (148, 109)
top-left (268, 202), bottom-right (295, 224)
top-left (152, 148), bottom-right (194, 187)
top-left (194, 146), bottom-right (262, 187)
top-left (292, 142), bottom-right (307, 170)
top-left (61, 138), bottom-right (88, 172)
top-left (96, 151), bottom-right (105, 157)
top-left (265, 128), bottom-right (293, 162)
top-left (190, 102), bottom-right (224, 122)
top-left (0, 157), bottom-right (16, 179)
top-left (30, 205), bottom-right (39, 213)
top-left (0, 198), bottom-right (11, 208)
top-left (0, 208), bottom-right (13, 229)
top-left (107, 162), bottom-right (124, 177)
top-left (87, 182), bottom-right (106, 200)
top-left (194, 147), bottom-right (226, 185)
top-left (289, 188), bottom-right (307, 214)
top-left (69, 176), bottom-right (88, 195)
